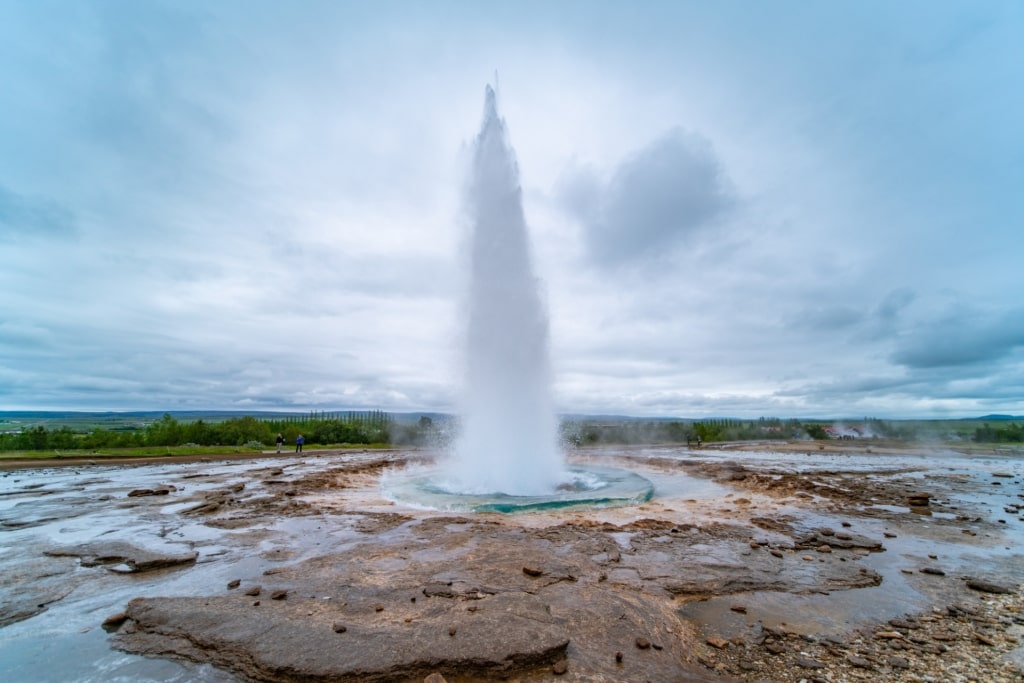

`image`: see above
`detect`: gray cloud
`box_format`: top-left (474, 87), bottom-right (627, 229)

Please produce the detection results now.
top-left (0, 185), bottom-right (76, 240)
top-left (874, 288), bottom-right (916, 323)
top-left (789, 305), bottom-right (864, 332)
top-left (560, 128), bottom-right (736, 266)
top-left (888, 305), bottom-right (1024, 369)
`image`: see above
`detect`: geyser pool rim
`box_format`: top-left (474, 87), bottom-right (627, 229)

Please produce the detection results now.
top-left (383, 464), bottom-right (655, 513)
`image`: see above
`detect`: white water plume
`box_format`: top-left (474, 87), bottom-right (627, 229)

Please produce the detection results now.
top-left (443, 84), bottom-right (565, 495)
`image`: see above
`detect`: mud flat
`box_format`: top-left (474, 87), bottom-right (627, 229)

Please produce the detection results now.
top-left (1, 443), bottom-right (1022, 682)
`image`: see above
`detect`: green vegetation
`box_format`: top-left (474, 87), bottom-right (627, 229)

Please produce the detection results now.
top-left (972, 422), bottom-right (1024, 443)
top-left (0, 410), bottom-right (394, 457)
top-left (561, 416), bottom-right (1023, 446)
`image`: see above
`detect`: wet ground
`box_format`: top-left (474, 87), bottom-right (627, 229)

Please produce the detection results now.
top-left (1, 443), bottom-right (1022, 682)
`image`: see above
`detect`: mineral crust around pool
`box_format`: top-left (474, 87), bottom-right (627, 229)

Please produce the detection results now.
top-left (383, 464), bottom-right (654, 512)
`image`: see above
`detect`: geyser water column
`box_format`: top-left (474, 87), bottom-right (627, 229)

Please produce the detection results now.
top-left (383, 85), bottom-right (653, 512)
top-left (443, 84), bottom-right (563, 496)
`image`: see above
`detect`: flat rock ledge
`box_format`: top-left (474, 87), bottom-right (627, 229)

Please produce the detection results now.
top-left (112, 591), bottom-right (569, 682)
top-left (44, 541), bottom-right (198, 573)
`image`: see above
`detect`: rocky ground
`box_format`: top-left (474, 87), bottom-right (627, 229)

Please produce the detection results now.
top-left (2, 443), bottom-right (1022, 682)
top-left (690, 588), bottom-right (1024, 683)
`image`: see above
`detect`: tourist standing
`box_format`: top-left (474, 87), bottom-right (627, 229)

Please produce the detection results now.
top-left (276, 433), bottom-right (284, 453)
top-left (295, 434), bottom-right (304, 453)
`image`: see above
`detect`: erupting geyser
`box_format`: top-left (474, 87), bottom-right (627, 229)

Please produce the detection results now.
top-left (443, 84), bottom-right (563, 496)
top-left (385, 84), bottom-right (653, 511)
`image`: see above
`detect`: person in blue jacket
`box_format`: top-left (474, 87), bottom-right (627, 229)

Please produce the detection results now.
top-left (295, 434), bottom-right (304, 453)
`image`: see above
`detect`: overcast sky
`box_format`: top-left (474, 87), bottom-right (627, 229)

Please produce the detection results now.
top-left (2, 1), bottom-right (1022, 419)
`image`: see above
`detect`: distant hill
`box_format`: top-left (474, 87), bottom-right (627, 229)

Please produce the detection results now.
top-left (973, 414), bottom-right (1024, 421)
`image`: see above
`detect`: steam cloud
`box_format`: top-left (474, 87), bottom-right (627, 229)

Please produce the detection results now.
top-left (443, 86), bottom-right (565, 495)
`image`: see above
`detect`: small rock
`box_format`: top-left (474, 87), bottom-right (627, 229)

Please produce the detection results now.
top-left (522, 566), bottom-right (543, 577)
top-left (874, 631), bottom-right (903, 639)
top-left (907, 492), bottom-right (932, 506)
top-left (765, 643), bottom-right (786, 655)
top-left (966, 578), bottom-right (1012, 594)
top-left (770, 549), bottom-right (784, 558)
top-left (423, 674), bottom-right (447, 683)
top-left (615, 651), bottom-right (623, 663)
top-left (448, 626), bottom-right (457, 636)
top-left (252, 600), bottom-right (260, 606)
top-left (374, 603), bottom-right (384, 612)
top-left (802, 555), bottom-right (815, 561)
top-left (920, 567), bottom-right (945, 576)
top-left (835, 532), bottom-right (852, 540)
top-left (706, 636), bottom-right (729, 649)
top-left (227, 579), bottom-right (240, 589)
top-left (332, 622), bottom-right (347, 633)
top-left (101, 612), bottom-right (128, 631)
top-left (244, 586), bottom-right (261, 596)
top-left (730, 605), bottom-right (747, 614)
top-left (552, 659), bottom-right (568, 675)
top-left (816, 545), bottom-right (832, 553)
top-left (975, 632), bottom-right (997, 646)
top-left (883, 532), bottom-right (897, 538)
top-left (818, 527), bottom-right (835, 536)
top-left (796, 656), bottom-right (825, 669)
top-left (635, 637), bottom-right (651, 649)
top-left (847, 655), bottom-right (873, 669)
top-left (887, 655), bottom-right (911, 669)
top-left (127, 489), bottom-right (155, 497)
top-left (841, 521), bottom-right (852, 527)
top-left (270, 590), bottom-right (287, 600)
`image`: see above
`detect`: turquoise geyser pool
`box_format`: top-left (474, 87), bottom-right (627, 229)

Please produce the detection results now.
top-left (383, 464), bottom-right (654, 513)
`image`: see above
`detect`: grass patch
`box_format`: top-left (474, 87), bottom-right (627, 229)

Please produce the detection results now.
top-left (0, 442), bottom-right (393, 461)
top-left (0, 446), bottom-right (262, 460)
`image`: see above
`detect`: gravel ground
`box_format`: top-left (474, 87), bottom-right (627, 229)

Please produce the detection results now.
top-left (692, 588), bottom-right (1024, 682)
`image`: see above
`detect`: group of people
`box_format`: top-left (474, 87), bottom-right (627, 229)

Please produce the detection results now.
top-left (275, 433), bottom-right (304, 453)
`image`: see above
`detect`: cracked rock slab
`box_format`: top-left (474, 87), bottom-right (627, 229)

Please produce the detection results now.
top-left (113, 590), bottom-right (569, 682)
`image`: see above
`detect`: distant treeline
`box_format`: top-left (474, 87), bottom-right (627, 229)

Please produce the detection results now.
top-left (563, 417), bottom-right (808, 445)
top-left (563, 417), bottom-right (940, 445)
top-left (2, 412), bottom-right (1021, 452)
top-left (972, 422), bottom-right (1024, 443)
top-left (0, 411), bottom-right (397, 452)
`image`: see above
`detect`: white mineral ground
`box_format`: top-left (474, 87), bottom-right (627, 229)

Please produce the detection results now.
top-left (1, 442), bottom-right (1022, 682)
